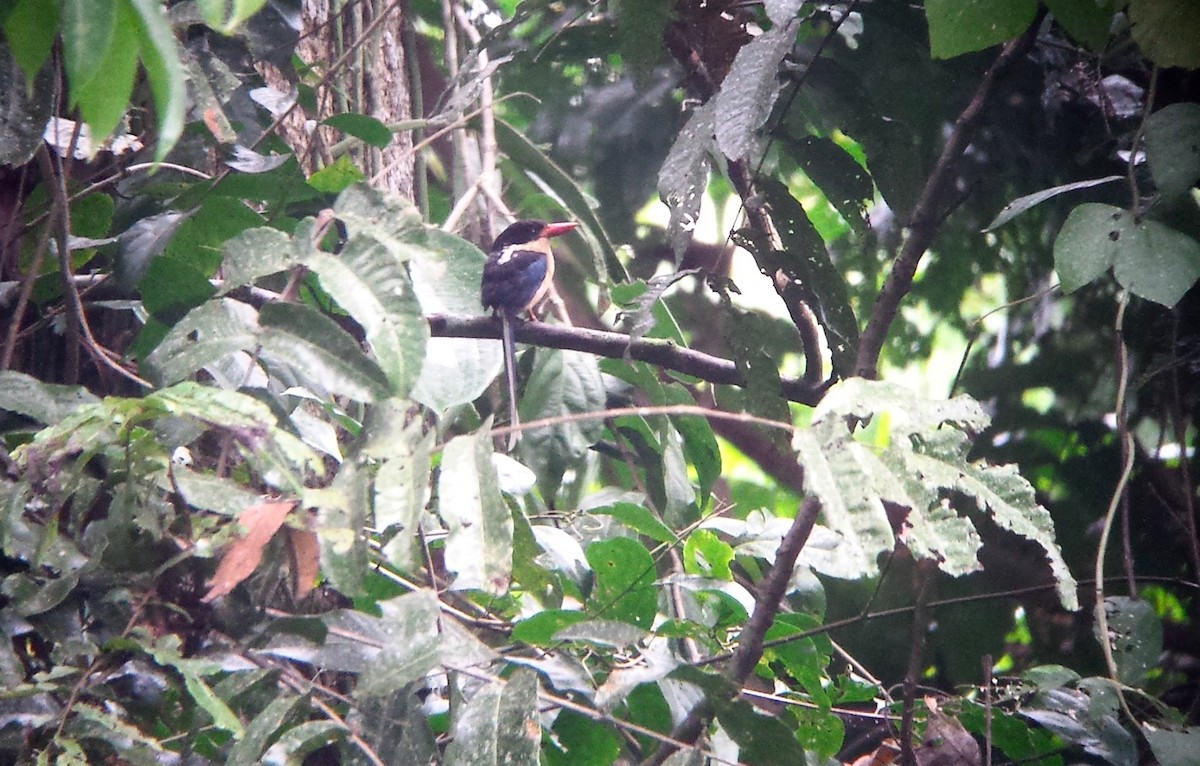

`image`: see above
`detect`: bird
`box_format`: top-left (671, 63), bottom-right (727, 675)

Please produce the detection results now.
top-left (481, 219), bottom-right (579, 449)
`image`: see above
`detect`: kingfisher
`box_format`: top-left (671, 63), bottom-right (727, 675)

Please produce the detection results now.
top-left (481, 219), bottom-right (579, 449)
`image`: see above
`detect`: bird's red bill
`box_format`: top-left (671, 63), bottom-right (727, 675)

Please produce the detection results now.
top-left (540, 221), bottom-right (579, 238)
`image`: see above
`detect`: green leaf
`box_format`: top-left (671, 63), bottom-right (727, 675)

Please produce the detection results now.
top-left (199, 0), bottom-right (269, 34)
top-left (710, 694), bottom-right (803, 766)
top-left (264, 720), bottom-right (344, 764)
top-left (348, 689), bottom-right (436, 764)
top-left (332, 184), bottom-right (424, 259)
top-left (351, 590), bottom-right (445, 696)
top-left (258, 301), bottom-right (393, 402)
top-left (0, 43), bottom-right (54, 166)
top-left (1098, 596), bottom-right (1162, 687)
top-left (585, 537), bottom-right (657, 630)
top-left (308, 461), bottom-right (369, 596)
top-left (363, 401), bottom-right (433, 572)
top-left (144, 298), bottom-right (259, 384)
top-left (443, 669), bottom-right (539, 766)
top-left (306, 235), bottom-right (428, 397)
top-left (1043, 0), bottom-right (1114, 51)
top-left (1022, 685), bottom-right (1135, 766)
top-left (518, 348), bottom-right (606, 499)
top-left (610, 0), bottom-right (671, 78)
top-left (62, 0), bottom-right (115, 106)
top-left (166, 197), bottom-right (267, 277)
top-left (1142, 725), bottom-right (1200, 766)
top-left (1129, 0), bottom-right (1200, 69)
top-left (128, 0), bottom-right (187, 161)
top-left (545, 709), bottom-right (621, 766)
top-left (984, 176), bottom-right (1123, 232)
top-left (512, 610), bottom-right (589, 646)
top-left (0, 371), bottom-right (99, 425)
top-left (714, 18), bottom-right (797, 161)
top-left (1054, 203), bottom-right (1128, 292)
top-left (144, 634), bottom-right (244, 738)
top-left (925, 0), bottom-right (1038, 59)
top-left (407, 228), bottom-right (503, 412)
top-left (781, 135), bottom-right (874, 234)
top-left (658, 101), bottom-right (714, 261)
top-left (217, 225), bottom-right (297, 293)
top-left (1055, 203), bottom-right (1200, 306)
top-left (555, 618), bottom-right (649, 649)
top-left (324, 112), bottom-right (393, 149)
top-left (683, 529), bottom-right (734, 580)
top-left (1145, 102), bottom-right (1200, 199)
top-left (227, 693), bottom-right (304, 766)
top-left (439, 428), bottom-right (512, 594)
top-left (3, 0), bottom-right (58, 86)
top-left (591, 502), bottom-right (677, 545)
top-left (308, 155), bottom-right (366, 194)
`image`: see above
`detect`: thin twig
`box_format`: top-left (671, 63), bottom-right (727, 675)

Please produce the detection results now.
top-left (855, 20), bottom-right (1042, 379)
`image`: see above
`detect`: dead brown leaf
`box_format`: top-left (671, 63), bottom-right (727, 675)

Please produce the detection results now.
top-left (286, 517), bottom-right (320, 601)
top-left (202, 500), bottom-right (296, 602)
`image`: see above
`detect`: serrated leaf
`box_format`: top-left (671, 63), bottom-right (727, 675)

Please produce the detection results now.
top-left (443, 669), bottom-right (540, 766)
top-left (1145, 103), bottom-right (1200, 199)
top-left (128, 0), bottom-right (187, 161)
top-left (658, 101), bottom-right (714, 261)
top-left (715, 19), bottom-right (797, 161)
top-left (439, 428), bottom-right (512, 594)
top-left (815, 379), bottom-right (991, 435)
top-left (794, 427), bottom-right (894, 578)
top-left (306, 235), bottom-right (428, 397)
top-left (984, 176), bottom-right (1123, 232)
top-left (258, 301), bottom-right (392, 402)
top-left (925, 0), bottom-right (1038, 58)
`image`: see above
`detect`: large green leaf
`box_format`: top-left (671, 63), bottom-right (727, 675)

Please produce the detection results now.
top-left (128, 0), bottom-right (187, 161)
top-left (439, 428), bottom-right (512, 594)
top-left (217, 225), bottom-right (297, 293)
top-left (443, 669), bottom-right (540, 766)
top-left (925, 0), bottom-right (1038, 58)
top-left (3, 0), bottom-right (57, 86)
top-left (350, 590), bottom-right (444, 697)
top-left (307, 461), bottom-right (369, 596)
top-left (1097, 596), bottom-right (1162, 687)
top-left (1055, 203), bottom-right (1200, 306)
top-left (585, 537), bottom-right (657, 630)
top-left (72, 0), bottom-right (139, 143)
top-left (406, 228), bottom-right (502, 411)
top-left (1144, 102), bottom-right (1200, 199)
top-left (361, 401), bottom-right (433, 573)
top-left (0, 371), bottom-right (99, 425)
top-left (518, 348), bottom-right (606, 499)
top-left (306, 236), bottom-right (428, 397)
top-left (61, 0), bottom-right (115, 107)
top-left (144, 298), bottom-right (260, 384)
top-left (258, 302), bottom-right (392, 402)
top-left (1129, 0), bottom-right (1200, 68)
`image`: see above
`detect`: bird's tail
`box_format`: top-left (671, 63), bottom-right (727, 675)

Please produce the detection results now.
top-left (500, 312), bottom-right (520, 450)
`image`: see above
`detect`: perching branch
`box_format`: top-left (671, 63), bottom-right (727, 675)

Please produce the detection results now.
top-left (854, 21), bottom-right (1042, 379)
top-left (428, 314), bottom-right (828, 405)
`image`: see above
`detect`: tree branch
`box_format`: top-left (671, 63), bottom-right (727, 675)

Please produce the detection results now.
top-left (854, 22), bottom-right (1042, 379)
top-left (639, 496), bottom-right (821, 766)
top-left (428, 314), bottom-right (829, 405)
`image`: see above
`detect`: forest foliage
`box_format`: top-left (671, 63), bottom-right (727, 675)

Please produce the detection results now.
top-left (1, 1), bottom-right (1199, 764)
